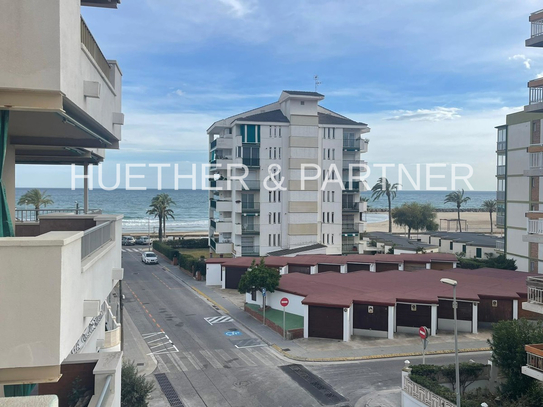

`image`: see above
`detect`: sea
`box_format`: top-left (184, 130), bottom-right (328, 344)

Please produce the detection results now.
top-left (15, 188), bottom-right (496, 233)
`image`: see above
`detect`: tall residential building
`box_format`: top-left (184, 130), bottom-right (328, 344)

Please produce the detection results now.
top-left (207, 91), bottom-right (370, 257)
top-left (496, 9), bottom-right (543, 273)
top-left (522, 276), bottom-right (543, 381)
top-left (0, 1), bottom-right (124, 405)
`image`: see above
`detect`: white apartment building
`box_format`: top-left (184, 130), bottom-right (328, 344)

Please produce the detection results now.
top-left (207, 91), bottom-right (370, 257)
top-left (0, 1), bottom-right (124, 405)
top-left (522, 276), bottom-right (543, 381)
top-left (496, 9), bottom-right (543, 273)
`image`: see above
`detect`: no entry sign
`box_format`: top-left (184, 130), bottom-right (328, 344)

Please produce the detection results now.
top-left (419, 326), bottom-right (429, 339)
top-left (280, 297), bottom-right (289, 307)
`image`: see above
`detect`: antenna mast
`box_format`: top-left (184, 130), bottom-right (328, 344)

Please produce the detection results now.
top-left (314, 75), bottom-right (322, 92)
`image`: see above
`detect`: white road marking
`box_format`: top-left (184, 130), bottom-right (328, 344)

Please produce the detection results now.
top-left (168, 353), bottom-right (189, 371)
top-left (231, 348), bottom-right (257, 366)
top-left (204, 315), bottom-right (233, 325)
top-left (215, 349), bottom-right (242, 367)
top-left (183, 351), bottom-right (203, 370)
top-left (142, 332), bottom-right (163, 339)
top-left (155, 354), bottom-right (170, 373)
top-left (199, 350), bottom-right (224, 369)
top-left (247, 348), bottom-right (274, 367)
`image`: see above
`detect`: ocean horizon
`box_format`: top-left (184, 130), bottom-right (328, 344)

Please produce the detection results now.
top-left (15, 188), bottom-right (497, 233)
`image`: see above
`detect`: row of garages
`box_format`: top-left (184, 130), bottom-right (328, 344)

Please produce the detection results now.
top-left (247, 291), bottom-right (520, 341)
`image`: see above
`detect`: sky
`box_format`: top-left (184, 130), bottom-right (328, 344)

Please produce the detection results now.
top-left (16, 0), bottom-right (543, 190)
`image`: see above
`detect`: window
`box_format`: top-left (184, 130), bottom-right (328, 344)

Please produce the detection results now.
top-left (332, 128), bottom-right (335, 139)
top-left (327, 212), bottom-right (330, 223)
top-left (278, 212), bottom-right (281, 224)
top-left (241, 124), bottom-right (261, 143)
top-left (331, 234), bottom-right (334, 244)
top-left (269, 234), bottom-right (272, 246)
top-left (449, 242), bottom-right (453, 250)
top-left (301, 101), bottom-right (305, 105)
top-left (251, 289), bottom-right (256, 301)
top-left (273, 234), bottom-right (276, 246)
top-left (332, 191), bottom-right (335, 202)
top-left (268, 148), bottom-right (272, 159)
top-left (278, 148), bottom-right (281, 159)
top-left (279, 127), bottom-right (282, 137)
top-left (236, 146), bottom-right (242, 158)
top-left (331, 212), bottom-right (334, 223)
top-left (278, 234), bottom-right (281, 246)
top-left (322, 212), bottom-right (325, 222)
top-left (278, 191), bottom-right (281, 202)
top-left (476, 248), bottom-right (482, 258)
top-left (269, 213), bottom-right (272, 224)
top-left (323, 191), bottom-right (326, 201)
top-left (269, 191), bottom-right (272, 202)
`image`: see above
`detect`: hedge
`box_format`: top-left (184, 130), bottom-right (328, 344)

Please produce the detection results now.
top-left (178, 253), bottom-right (206, 276)
top-left (167, 238), bottom-right (208, 249)
top-left (152, 241), bottom-right (179, 260)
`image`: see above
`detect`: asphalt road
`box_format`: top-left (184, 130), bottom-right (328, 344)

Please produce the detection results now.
top-left (121, 248), bottom-right (491, 407)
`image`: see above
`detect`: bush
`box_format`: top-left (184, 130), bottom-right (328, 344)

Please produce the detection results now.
top-left (410, 374), bottom-right (456, 402)
top-left (178, 253), bottom-right (206, 275)
top-left (121, 361), bottom-right (154, 407)
top-left (167, 238), bottom-right (208, 249)
top-left (457, 254), bottom-right (517, 270)
top-left (152, 240), bottom-right (179, 260)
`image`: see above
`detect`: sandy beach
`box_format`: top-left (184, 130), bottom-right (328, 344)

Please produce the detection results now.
top-left (124, 211), bottom-right (500, 237)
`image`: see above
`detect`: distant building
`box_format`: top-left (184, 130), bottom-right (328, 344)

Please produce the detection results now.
top-left (0, 0), bottom-right (124, 404)
top-left (416, 232), bottom-right (501, 259)
top-left (496, 9), bottom-right (543, 273)
top-left (207, 91), bottom-right (370, 257)
top-left (359, 232), bottom-right (439, 254)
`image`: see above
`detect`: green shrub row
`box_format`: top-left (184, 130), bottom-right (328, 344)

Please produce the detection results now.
top-left (410, 374), bottom-right (456, 403)
top-left (152, 240), bottom-right (179, 260)
top-left (166, 238), bottom-right (208, 249)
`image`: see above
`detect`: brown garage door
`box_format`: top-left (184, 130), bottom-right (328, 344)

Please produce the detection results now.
top-left (318, 264), bottom-right (341, 273)
top-left (347, 263), bottom-right (370, 272)
top-left (479, 298), bottom-right (513, 323)
top-left (353, 304), bottom-right (388, 331)
top-left (225, 267), bottom-right (247, 289)
top-left (308, 306), bottom-right (343, 339)
top-left (396, 303), bottom-right (431, 328)
top-left (289, 265), bottom-right (311, 274)
top-left (376, 262), bottom-right (399, 272)
top-left (438, 300), bottom-right (472, 321)
top-left (431, 262), bottom-right (453, 270)
top-left (404, 262), bottom-right (427, 271)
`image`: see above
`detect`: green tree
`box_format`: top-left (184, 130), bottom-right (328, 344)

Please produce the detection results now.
top-left (238, 259), bottom-right (281, 310)
top-left (482, 199), bottom-right (497, 234)
top-left (121, 360), bottom-right (154, 407)
top-left (371, 177), bottom-right (400, 233)
top-left (441, 362), bottom-right (485, 396)
top-left (391, 202), bottom-right (437, 239)
top-left (17, 188), bottom-right (53, 220)
top-left (146, 193), bottom-right (176, 242)
top-left (488, 319), bottom-right (543, 401)
top-left (444, 189), bottom-right (470, 232)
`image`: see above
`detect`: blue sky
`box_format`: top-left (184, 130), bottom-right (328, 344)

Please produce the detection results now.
top-left (16, 0), bottom-right (543, 190)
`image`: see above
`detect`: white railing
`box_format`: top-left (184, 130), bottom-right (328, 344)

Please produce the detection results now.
top-left (403, 376), bottom-right (456, 407)
top-left (527, 277), bottom-right (543, 305)
top-left (496, 240), bottom-right (505, 251)
top-left (496, 165), bottom-right (506, 176)
top-left (497, 141), bottom-right (506, 151)
top-left (532, 20), bottom-right (543, 37)
top-left (529, 152), bottom-right (543, 169)
top-left (528, 219), bottom-right (543, 235)
top-left (530, 86), bottom-right (543, 104)
top-left (81, 221), bottom-right (114, 259)
top-left (15, 208), bottom-right (101, 222)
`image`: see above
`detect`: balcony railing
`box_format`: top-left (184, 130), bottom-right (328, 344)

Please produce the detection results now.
top-left (496, 240), bottom-right (505, 251)
top-left (497, 214), bottom-right (505, 226)
top-left (497, 141), bottom-right (506, 151)
top-left (242, 180), bottom-right (261, 190)
top-left (497, 165), bottom-right (506, 176)
top-left (342, 160), bottom-right (368, 170)
top-left (342, 223), bottom-right (357, 233)
top-left (81, 221), bottom-right (114, 259)
top-left (242, 202), bottom-right (260, 213)
top-left (528, 219), bottom-right (543, 234)
top-left (210, 238), bottom-right (216, 250)
top-left (526, 344), bottom-right (543, 372)
top-left (210, 199), bottom-right (217, 209)
top-left (210, 219), bottom-right (216, 229)
top-left (342, 202), bottom-right (359, 212)
top-left (530, 85), bottom-right (543, 105)
top-left (241, 223), bottom-right (260, 234)
top-left (242, 245), bottom-right (260, 256)
top-left (527, 276), bottom-right (543, 305)
top-left (497, 191), bottom-right (505, 201)
top-left (530, 152), bottom-right (543, 168)
top-left (242, 157), bottom-right (260, 167)
top-left (532, 20), bottom-right (543, 38)
top-left (16, 208), bottom-right (101, 222)
top-left (80, 17), bottom-right (111, 80)
top-left (342, 244), bottom-right (358, 254)
top-left (343, 181), bottom-right (360, 191)
top-left (210, 139), bottom-right (217, 150)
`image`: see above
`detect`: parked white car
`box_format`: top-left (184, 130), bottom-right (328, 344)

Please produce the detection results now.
top-left (141, 252), bottom-right (158, 265)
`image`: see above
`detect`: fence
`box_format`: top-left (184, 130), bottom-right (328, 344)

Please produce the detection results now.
top-left (81, 221), bottom-right (114, 259)
top-left (81, 17), bottom-right (111, 80)
top-left (403, 376), bottom-right (455, 407)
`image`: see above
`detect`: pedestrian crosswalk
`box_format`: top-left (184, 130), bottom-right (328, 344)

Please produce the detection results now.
top-left (122, 248), bottom-right (146, 253)
top-left (204, 315), bottom-right (233, 325)
top-left (155, 346), bottom-right (279, 373)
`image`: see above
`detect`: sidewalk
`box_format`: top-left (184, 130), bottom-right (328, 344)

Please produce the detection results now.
top-left (162, 263), bottom-right (491, 362)
top-left (122, 308), bottom-right (158, 376)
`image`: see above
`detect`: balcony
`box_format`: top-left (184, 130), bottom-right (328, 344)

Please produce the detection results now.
top-left (343, 181), bottom-right (361, 191)
top-left (360, 201), bottom-right (368, 212)
top-left (242, 245), bottom-right (260, 256)
top-left (242, 157), bottom-right (260, 167)
top-left (343, 138), bottom-right (369, 151)
top-left (0, 214), bottom-right (123, 384)
top-left (342, 223), bottom-right (357, 233)
top-left (526, 10), bottom-right (543, 47)
top-left (242, 202), bottom-right (260, 213)
top-left (522, 276), bottom-right (543, 314)
top-left (241, 222), bottom-right (260, 235)
top-left (525, 78), bottom-right (543, 112)
top-left (497, 191), bottom-right (505, 201)
top-left (342, 202), bottom-right (359, 212)
top-left (524, 218), bottom-right (543, 243)
top-left (497, 140), bottom-right (506, 152)
top-left (497, 214), bottom-right (505, 227)
top-left (496, 240), bottom-right (505, 252)
top-left (240, 180), bottom-right (261, 190)
top-left (214, 220), bottom-right (232, 233)
top-left (210, 136), bottom-right (233, 151)
top-left (497, 165), bottom-right (506, 176)
top-left (524, 152), bottom-right (543, 176)
top-left (81, 17), bottom-right (112, 81)
top-left (522, 344), bottom-right (543, 381)
top-left (342, 160), bottom-right (368, 171)
top-left (342, 243), bottom-right (359, 254)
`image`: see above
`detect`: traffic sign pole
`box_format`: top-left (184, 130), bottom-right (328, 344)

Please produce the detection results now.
top-left (262, 289), bottom-right (266, 326)
top-left (419, 326), bottom-right (429, 364)
top-left (283, 306), bottom-right (286, 340)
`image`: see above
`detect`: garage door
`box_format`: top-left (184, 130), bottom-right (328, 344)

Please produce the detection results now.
top-left (289, 265), bottom-right (311, 274)
top-left (225, 267), bottom-right (247, 289)
top-left (317, 264), bottom-right (341, 273)
top-left (403, 262), bottom-right (427, 271)
top-left (353, 304), bottom-right (388, 331)
top-left (308, 306), bottom-right (343, 339)
top-left (375, 262), bottom-right (399, 272)
top-left (431, 262), bottom-right (453, 270)
top-left (396, 303), bottom-right (431, 328)
top-left (438, 300), bottom-right (472, 321)
top-left (479, 298), bottom-right (513, 323)
top-left (347, 263), bottom-right (370, 272)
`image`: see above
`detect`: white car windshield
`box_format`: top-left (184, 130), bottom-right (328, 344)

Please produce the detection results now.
top-left (145, 253), bottom-right (156, 257)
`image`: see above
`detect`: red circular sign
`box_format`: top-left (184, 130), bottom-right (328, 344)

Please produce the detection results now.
top-left (280, 297), bottom-right (289, 307)
top-left (419, 326), bottom-right (428, 339)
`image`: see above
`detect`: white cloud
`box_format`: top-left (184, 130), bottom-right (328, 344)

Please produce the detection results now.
top-left (385, 107), bottom-right (461, 122)
top-left (509, 54), bottom-right (532, 69)
top-left (216, 0), bottom-right (255, 17)
top-left (173, 89), bottom-right (184, 96)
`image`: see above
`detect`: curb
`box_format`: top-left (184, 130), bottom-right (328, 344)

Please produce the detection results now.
top-left (270, 344), bottom-right (491, 362)
top-left (189, 286), bottom-right (230, 314)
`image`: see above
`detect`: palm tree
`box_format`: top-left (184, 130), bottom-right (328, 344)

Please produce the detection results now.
top-left (482, 199), bottom-right (497, 234)
top-left (147, 193), bottom-right (176, 242)
top-left (371, 177), bottom-right (400, 233)
top-left (444, 189), bottom-right (471, 232)
top-left (17, 189), bottom-right (53, 221)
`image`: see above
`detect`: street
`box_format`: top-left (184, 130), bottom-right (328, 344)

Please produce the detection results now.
top-left (121, 249), bottom-right (491, 407)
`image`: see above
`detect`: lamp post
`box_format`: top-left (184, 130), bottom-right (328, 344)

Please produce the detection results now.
top-left (441, 278), bottom-right (460, 407)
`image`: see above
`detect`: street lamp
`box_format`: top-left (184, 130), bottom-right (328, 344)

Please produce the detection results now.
top-left (441, 278), bottom-right (460, 407)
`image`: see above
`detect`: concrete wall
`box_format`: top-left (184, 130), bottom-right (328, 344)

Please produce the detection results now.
top-left (246, 290), bottom-right (305, 317)
top-left (206, 263), bottom-right (222, 286)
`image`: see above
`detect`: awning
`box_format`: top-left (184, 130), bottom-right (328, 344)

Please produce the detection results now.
top-left (0, 111), bottom-right (14, 237)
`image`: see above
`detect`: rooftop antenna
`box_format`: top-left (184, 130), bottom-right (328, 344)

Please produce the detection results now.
top-left (314, 75), bottom-right (321, 92)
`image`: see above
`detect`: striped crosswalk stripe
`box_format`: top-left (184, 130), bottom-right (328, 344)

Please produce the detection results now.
top-left (204, 315), bottom-right (233, 325)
